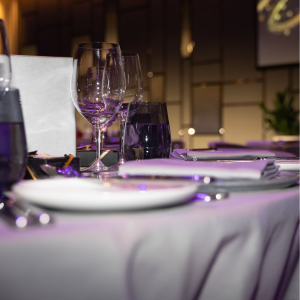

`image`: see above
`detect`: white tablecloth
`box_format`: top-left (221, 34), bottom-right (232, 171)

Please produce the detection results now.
top-left (0, 186), bottom-right (298, 300)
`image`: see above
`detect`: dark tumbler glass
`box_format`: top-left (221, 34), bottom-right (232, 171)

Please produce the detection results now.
top-left (0, 88), bottom-right (27, 192)
top-left (124, 102), bottom-right (171, 160)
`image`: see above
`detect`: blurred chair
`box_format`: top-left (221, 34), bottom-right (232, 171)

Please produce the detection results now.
top-left (245, 140), bottom-right (273, 150)
top-left (11, 55), bottom-right (76, 156)
top-left (209, 140), bottom-right (297, 157)
top-left (209, 141), bottom-right (247, 149)
top-left (172, 140), bottom-right (184, 150)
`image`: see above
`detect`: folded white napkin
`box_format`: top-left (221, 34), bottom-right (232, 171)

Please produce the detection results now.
top-left (119, 158), bottom-right (279, 180)
top-left (11, 55), bottom-right (76, 156)
top-left (171, 148), bottom-right (275, 160)
top-left (275, 160), bottom-right (300, 172)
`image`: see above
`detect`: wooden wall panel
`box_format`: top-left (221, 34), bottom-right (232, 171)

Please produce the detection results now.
top-left (38, 0), bottom-right (58, 27)
top-left (223, 83), bottom-right (262, 104)
top-left (92, 5), bottom-right (104, 42)
top-left (193, 134), bottom-right (220, 149)
top-left (73, 2), bottom-right (91, 34)
top-left (150, 0), bottom-right (164, 74)
top-left (192, 0), bottom-right (219, 13)
top-left (22, 15), bottom-right (37, 45)
top-left (150, 75), bottom-right (164, 102)
top-left (223, 0), bottom-right (261, 81)
top-left (119, 9), bottom-right (148, 89)
top-left (165, 0), bottom-right (180, 102)
top-left (119, 0), bottom-right (147, 10)
top-left (39, 28), bottom-right (59, 56)
top-left (167, 104), bottom-right (180, 140)
top-left (193, 86), bottom-right (220, 133)
top-left (193, 63), bottom-right (220, 83)
top-left (192, 11), bottom-right (220, 62)
top-left (223, 106), bottom-right (263, 144)
top-left (265, 69), bottom-right (289, 108)
top-left (61, 26), bottom-right (71, 57)
top-left (20, 0), bottom-right (36, 14)
top-left (60, 0), bottom-right (72, 23)
top-left (183, 59), bottom-right (191, 126)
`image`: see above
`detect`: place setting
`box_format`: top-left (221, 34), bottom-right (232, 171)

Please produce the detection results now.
top-left (0, 32), bottom-right (298, 227)
top-left (0, 3), bottom-right (299, 299)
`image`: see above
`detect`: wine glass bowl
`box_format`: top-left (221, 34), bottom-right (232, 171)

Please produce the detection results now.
top-left (71, 42), bottom-right (125, 173)
top-left (116, 52), bottom-right (143, 165)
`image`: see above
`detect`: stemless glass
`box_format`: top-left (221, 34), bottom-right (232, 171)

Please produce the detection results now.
top-left (124, 102), bottom-right (171, 160)
top-left (71, 42), bottom-right (125, 174)
top-left (116, 52), bottom-right (143, 165)
top-left (0, 19), bottom-right (11, 100)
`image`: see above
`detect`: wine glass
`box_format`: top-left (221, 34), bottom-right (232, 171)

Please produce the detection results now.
top-left (123, 102), bottom-right (171, 160)
top-left (0, 19), bottom-right (11, 100)
top-left (116, 52), bottom-right (143, 165)
top-left (71, 42), bottom-right (125, 174)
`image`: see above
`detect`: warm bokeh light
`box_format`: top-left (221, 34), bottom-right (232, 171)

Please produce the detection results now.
top-left (219, 128), bottom-right (225, 134)
top-left (147, 72), bottom-right (153, 78)
top-left (178, 129), bottom-right (185, 136)
top-left (188, 128), bottom-right (195, 135)
top-left (186, 41), bottom-right (194, 53)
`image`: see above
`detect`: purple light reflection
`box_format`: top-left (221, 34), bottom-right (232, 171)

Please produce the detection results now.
top-left (193, 174), bottom-right (201, 181)
top-left (138, 184), bottom-right (148, 193)
top-left (196, 193), bottom-right (211, 202)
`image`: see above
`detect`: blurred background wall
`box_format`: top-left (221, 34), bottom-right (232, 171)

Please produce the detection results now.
top-left (1, 0), bottom-right (299, 148)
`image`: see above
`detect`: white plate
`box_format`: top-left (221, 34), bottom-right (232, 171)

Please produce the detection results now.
top-left (12, 178), bottom-right (198, 211)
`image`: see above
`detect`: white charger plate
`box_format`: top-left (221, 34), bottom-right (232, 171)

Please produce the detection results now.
top-left (12, 178), bottom-right (198, 211)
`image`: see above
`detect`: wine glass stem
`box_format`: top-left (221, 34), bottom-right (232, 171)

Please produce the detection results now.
top-left (119, 121), bottom-right (126, 164)
top-left (94, 127), bottom-right (106, 171)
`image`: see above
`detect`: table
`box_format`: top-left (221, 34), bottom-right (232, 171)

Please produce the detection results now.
top-left (0, 185), bottom-right (299, 300)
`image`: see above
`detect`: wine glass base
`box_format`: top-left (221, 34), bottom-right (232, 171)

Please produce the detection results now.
top-left (80, 159), bottom-right (119, 176)
top-left (115, 158), bottom-right (125, 166)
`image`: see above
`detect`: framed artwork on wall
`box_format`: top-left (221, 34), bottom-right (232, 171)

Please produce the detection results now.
top-left (256, 0), bottom-right (299, 68)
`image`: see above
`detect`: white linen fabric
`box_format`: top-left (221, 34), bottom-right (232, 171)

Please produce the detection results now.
top-left (10, 55), bottom-right (76, 156)
top-left (171, 148), bottom-right (276, 160)
top-left (0, 187), bottom-right (298, 300)
top-left (119, 158), bottom-right (279, 180)
top-left (275, 160), bottom-right (300, 172)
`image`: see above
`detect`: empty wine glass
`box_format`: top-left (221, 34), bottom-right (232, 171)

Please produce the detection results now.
top-left (71, 42), bottom-right (125, 174)
top-left (116, 52), bottom-right (143, 165)
top-left (0, 19), bottom-right (11, 100)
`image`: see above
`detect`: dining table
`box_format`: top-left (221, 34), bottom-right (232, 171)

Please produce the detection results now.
top-left (0, 173), bottom-right (298, 300)
top-left (3, 54), bottom-right (298, 300)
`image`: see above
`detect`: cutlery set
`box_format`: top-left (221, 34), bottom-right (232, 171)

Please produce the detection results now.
top-left (0, 193), bottom-right (52, 228)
